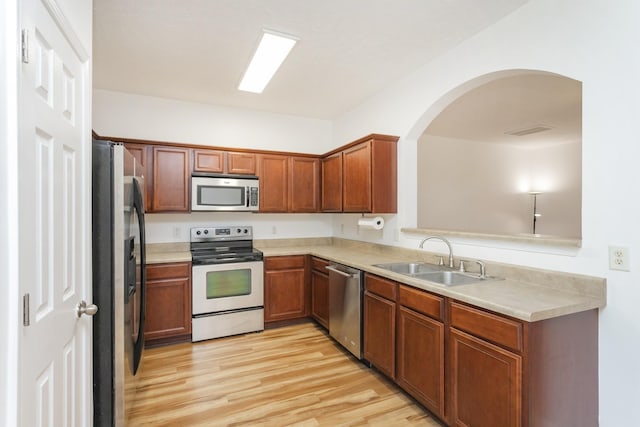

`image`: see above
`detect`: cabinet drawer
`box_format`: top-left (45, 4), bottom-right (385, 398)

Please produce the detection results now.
top-left (146, 262), bottom-right (191, 280)
top-left (264, 255), bottom-right (306, 270)
top-left (365, 273), bottom-right (397, 301)
top-left (450, 301), bottom-right (523, 352)
top-left (311, 257), bottom-right (330, 272)
top-left (399, 285), bottom-right (444, 321)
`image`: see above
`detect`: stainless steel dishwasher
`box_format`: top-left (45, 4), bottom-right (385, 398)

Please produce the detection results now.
top-left (326, 263), bottom-right (363, 359)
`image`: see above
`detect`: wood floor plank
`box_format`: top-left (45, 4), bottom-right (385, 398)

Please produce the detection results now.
top-left (128, 322), bottom-right (444, 426)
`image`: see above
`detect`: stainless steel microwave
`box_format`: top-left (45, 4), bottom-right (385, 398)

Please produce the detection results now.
top-left (191, 173), bottom-right (259, 212)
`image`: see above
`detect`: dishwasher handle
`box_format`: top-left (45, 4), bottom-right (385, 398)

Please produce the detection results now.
top-left (325, 265), bottom-right (357, 278)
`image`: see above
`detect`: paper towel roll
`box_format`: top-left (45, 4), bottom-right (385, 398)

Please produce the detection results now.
top-left (357, 216), bottom-right (384, 230)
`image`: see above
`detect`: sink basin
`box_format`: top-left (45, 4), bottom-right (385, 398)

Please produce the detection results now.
top-left (412, 271), bottom-right (491, 286)
top-left (373, 262), bottom-right (500, 286)
top-left (373, 262), bottom-right (444, 275)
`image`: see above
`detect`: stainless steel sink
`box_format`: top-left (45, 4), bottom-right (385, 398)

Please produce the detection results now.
top-left (373, 262), bottom-right (444, 275)
top-left (374, 262), bottom-right (499, 286)
top-left (412, 271), bottom-right (489, 286)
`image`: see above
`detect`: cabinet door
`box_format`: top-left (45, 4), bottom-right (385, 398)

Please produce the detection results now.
top-left (310, 268), bottom-right (329, 329)
top-left (123, 143), bottom-right (153, 210)
top-left (342, 141), bottom-right (372, 212)
top-left (290, 156), bottom-right (320, 212)
top-left (228, 152), bottom-right (257, 175)
top-left (193, 149), bottom-right (225, 173)
top-left (397, 306), bottom-right (445, 418)
top-left (144, 263), bottom-right (192, 345)
top-left (152, 146), bottom-right (190, 212)
top-left (321, 152), bottom-right (343, 212)
top-left (258, 154), bottom-right (289, 212)
top-left (264, 256), bottom-right (307, 323)
top-left (363, 290), bottom-right (396, 379)
top-left (449, 328), bottom-right (523, 427)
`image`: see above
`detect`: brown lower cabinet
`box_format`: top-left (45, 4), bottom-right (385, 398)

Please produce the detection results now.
top-left (363, 274), bottom-right (397, 379)
top-left (264, 255), bottom-right (309, 323)
top-left (396, 285), bottom-right (445, 419)
top-left (144, 262), bottom-right (192, 346)
top-left (310, 257), bottom-right (330, 329)
top-left (362, 273), bottom-right (599, 427)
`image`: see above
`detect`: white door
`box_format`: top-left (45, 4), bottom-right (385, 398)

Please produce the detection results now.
top-left (18, 0), bottom-right (92, 425)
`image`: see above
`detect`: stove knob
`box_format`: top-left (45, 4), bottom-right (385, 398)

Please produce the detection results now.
top-left (244, 229), bottom-right (248, 233)
top-left (204, 229), bottom-right (209, 234)
top-left (237, 228), bottom-right (242, 233)
top-left (196, 230), bottom-right (201, 235)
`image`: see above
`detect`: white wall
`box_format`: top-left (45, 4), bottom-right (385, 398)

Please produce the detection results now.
top-left (145, 213), bottom-right (333, 244)
top-left (93, 90), bottom-right (337, 241)
top-left (332, 0), bottom-right (640, 425)
top-left (417, 135), bottom-right (581, 238)
top-left (93, 89), bottom-right (334, 154)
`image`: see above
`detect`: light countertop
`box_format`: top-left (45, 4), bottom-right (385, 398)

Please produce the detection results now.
top-left (145, 239), bottom-right (606, 323)
top-left (256, 241), bottom-right (606, 323)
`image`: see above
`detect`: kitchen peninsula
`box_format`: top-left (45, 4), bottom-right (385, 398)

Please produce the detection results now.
top-left (147, 237), bottom-right (604, 427)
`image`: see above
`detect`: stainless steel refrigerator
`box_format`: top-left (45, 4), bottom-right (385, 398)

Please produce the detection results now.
top-left (92, 140), bottom-right (147, 426)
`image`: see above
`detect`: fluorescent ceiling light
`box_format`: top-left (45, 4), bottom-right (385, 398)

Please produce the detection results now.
top-left (238, 30), bottom-right (298, 94)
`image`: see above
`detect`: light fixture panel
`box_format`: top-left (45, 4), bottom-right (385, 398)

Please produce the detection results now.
top-left (238, 30), bottom-right (298, 94)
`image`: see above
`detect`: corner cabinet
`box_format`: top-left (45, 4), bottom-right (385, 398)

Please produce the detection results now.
top-left (321, 152), bottom-right (343, 212)
top-left (264, 255), bottom-right (309, 324)
top-left (310, 257), bottom-right (330, 329)
top-left (289, 156), bottom-right (320, 212)
top-left (322, 134), bottom-right (398, 213)
top-left (144, 262), bottom-right (192, 346)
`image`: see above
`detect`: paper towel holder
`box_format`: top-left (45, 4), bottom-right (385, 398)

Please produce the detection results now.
top-left (357, 214), bottom-right (385, 230)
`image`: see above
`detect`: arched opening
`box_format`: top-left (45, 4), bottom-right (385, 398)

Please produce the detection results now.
top-left (415, 70), bottom-right (581, 240)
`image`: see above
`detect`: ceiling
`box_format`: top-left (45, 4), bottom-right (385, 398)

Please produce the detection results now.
top-left (425, 73), bottom-right (582, 148)
top-left (93, 0), bottom-right (530, 120)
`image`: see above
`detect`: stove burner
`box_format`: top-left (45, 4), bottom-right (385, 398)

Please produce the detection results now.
top-left (190, 226), bottom-right (262, 265)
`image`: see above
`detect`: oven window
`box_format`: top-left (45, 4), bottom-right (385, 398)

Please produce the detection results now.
top-left (206, 269), bottom-right (251, 298)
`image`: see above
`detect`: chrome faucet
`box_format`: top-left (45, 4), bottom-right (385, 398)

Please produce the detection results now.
top-left (418, 236), bottom-right (454, 268)
top-left (475, 260), bottom-right (486, 279)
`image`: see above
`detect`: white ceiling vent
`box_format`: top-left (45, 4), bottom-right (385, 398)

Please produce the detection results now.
top-left (505, 125), bottom-right (552, 137)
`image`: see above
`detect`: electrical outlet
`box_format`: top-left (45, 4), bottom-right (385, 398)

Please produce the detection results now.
top-left (340, 223), bottom-right (344, 234)
top-left (271, 226), bottom-right (277, 235)
top-left (609, 246), bottom-right (630, 271)
top-left (172, 226), bottom-right (181, 238)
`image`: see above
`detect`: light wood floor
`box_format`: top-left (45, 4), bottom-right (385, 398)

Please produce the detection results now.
top-left (128, 321), bottom-right (445, 426)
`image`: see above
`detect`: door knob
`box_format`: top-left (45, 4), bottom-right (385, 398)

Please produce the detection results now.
top-left (76, 300), bottom-right (98, 318)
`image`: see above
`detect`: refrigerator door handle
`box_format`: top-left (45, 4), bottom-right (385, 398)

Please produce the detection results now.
top-left (131, 177), bottom-right (146, 375)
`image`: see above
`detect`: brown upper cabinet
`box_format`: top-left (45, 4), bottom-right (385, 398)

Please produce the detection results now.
top-left (289, 156), bottom-right (320, 212)
top-left (123, 143), bottom-right (153, 210)
top-left (152, 146), bottom-right (190, 212)
top-left (228, 152), bottom-right (257, 175)
top-left (322, 134), bottom-right (398, 214)
top-left (321, 152), bottom-right (343, 212)
top-left (257, 154), bottom-right (320, 213)
top-left (193, 148), bottom-right (257, 175)
top-left (102, 133), bottom-right (398, 214)
top-left (257, 153), bottom-right (289, 213)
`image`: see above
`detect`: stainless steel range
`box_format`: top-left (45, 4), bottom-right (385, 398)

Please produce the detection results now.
top-left (190, 226), bottom-right (264, 342)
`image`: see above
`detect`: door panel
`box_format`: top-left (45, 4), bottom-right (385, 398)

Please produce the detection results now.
top-left (19, 0), bottom-right (91, 425)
